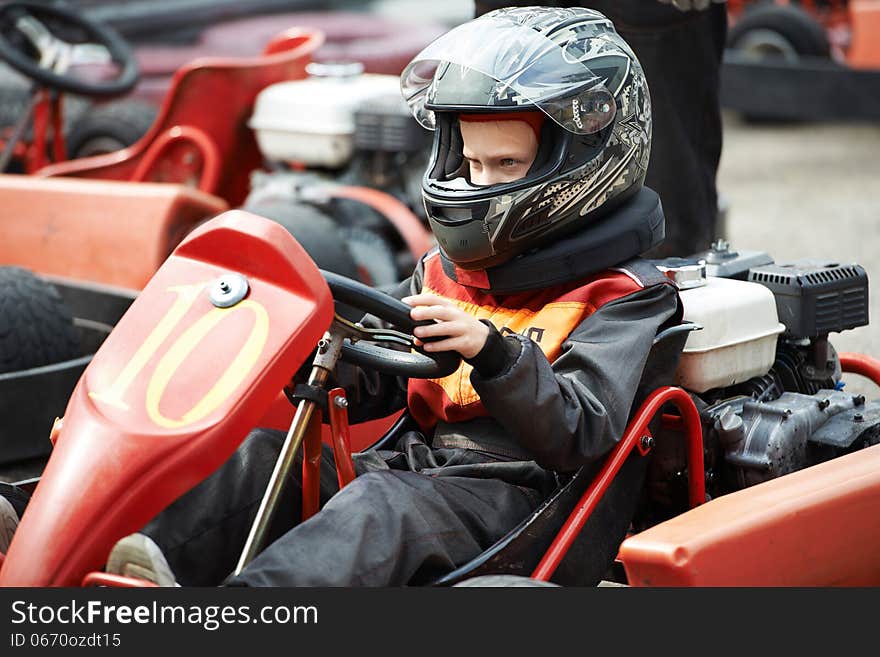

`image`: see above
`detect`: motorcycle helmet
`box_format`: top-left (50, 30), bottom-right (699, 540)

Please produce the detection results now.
top-left (400, 7), bottom-right (652, 270)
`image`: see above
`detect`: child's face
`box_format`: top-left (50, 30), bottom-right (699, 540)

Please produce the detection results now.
top-left (460, 119), bottom-right (539, 186)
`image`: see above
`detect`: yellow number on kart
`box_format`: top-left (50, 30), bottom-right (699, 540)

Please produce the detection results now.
top-left (90, 282), bottom-right (269, 429)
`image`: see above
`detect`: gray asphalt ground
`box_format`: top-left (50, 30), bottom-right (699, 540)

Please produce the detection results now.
top-left (717, 112), bottom-right (880, 397)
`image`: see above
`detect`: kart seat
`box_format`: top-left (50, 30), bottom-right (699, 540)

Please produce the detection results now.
top-left (34, 28), bottom-right (325, 208)
top-left (370, 321), bottom-right (701, 587)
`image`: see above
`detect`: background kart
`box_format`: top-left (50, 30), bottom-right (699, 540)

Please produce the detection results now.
top-left (0, 5), bottom-right (436, 467)
top-left (0, 210), bottom-right (878, 587)
top-left (722, 0), bottom-right (880, 121)
top-left (0, 1), bottom-right (448, 162)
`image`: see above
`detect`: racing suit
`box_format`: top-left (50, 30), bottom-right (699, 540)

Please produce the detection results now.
top-left (140, 199), bottom-right (682, 587)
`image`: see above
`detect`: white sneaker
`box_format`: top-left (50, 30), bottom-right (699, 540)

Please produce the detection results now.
top-left (0, 495), bottom-right (19, 554)
top-left (106, 533), bottom-right (179, 586)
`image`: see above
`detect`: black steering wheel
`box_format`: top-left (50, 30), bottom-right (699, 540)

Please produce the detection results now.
top-left (0, 1), bottom-right (139, 97)
top-left (322, 270), bottom-right (461, 379)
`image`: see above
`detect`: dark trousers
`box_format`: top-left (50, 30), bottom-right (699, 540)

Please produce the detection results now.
top-left (475, 1), bottom-right (728, 257)
top-left (142, 428), bottom-right (552, 586)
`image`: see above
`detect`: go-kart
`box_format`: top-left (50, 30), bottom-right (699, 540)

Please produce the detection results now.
top-left (723, 0), bottom-right (880, 121)
top-left (0, 1), bottom-right (446, 168)
top-left (0, 6), bottom-right (434, 467)
top-left (1, 210), bottom-right (878, 587)
top-left (0, 1), bottom-right (141, 174)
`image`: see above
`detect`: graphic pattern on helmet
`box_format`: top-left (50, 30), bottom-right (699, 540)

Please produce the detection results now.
top-left (401, 6), bottom-right (652, 271)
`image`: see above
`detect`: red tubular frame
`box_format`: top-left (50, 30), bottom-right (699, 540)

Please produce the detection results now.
top-left (328, 185), bottom-right (434, 262)
top-left (131, 125), bottom-right (221, 192)
top-left (531, 386), bottom-right (704, 582)
top-left (301, 389), bottom-right (358, 522)
top-left (327, 388), bottom-right (356, 488)
top-left (29, 90), bottom-right (51, 173)
top-left (839, 352), bottom-right (880, 388)
top-left (301, 411), bottom-right (324, 522)
top-left (82, 572), bottom-right (157, 588)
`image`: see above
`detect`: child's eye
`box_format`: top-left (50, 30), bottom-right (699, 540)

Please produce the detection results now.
top-left (500, 158), bottom-right (518, 168)
top-left (468, 159), bottom-right (483, 170)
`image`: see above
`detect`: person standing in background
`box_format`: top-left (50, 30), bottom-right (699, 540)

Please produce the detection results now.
top-left (474, 0), bottom-right (728, 258)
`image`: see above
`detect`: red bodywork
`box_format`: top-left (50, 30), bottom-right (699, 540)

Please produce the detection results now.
top-left (0, 211), bottom-right (333, 586)
top-left (619, 442), bottom-right (880, 586)
top-left (618, 353), bottom-right (880, 586)
top-left (0, 175), bottom-right (227, 290)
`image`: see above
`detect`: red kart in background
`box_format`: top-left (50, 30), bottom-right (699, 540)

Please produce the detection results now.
top-left (723, 0), bottom-right (880, 120)
top-left (0, 2), bottom-right (435, 470)
top-left (1, 210), bottom-right (879, 587)
top-left (0, 1), bottom-right (448, 164)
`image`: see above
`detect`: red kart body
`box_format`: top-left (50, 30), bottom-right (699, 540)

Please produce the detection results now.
top-left (2, 211), bottom-right (879, 587)
top-left (0, 21), bottom-right (429, 473)
top-left (723, 0), bottom-right (880, 120)
top-left (0, 212), bottom-right (333, 586)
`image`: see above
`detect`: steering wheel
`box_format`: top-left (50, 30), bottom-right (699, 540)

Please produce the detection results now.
top-left (0, 1), bottom-right (139, 97)
top-left (322, 270), bottom-right (461, 379)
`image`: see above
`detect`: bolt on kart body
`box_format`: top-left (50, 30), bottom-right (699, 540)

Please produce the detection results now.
top-left (0, 211), bottom-right (878, 587)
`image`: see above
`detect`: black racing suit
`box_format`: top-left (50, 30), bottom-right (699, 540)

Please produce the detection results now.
top-left (138, 240), bottom-right (680, 586)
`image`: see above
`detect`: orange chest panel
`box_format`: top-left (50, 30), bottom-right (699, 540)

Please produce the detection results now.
top-left (406, 254), bottom-right (643, 428)
top-left (422, 294), bottom-right (595, 407)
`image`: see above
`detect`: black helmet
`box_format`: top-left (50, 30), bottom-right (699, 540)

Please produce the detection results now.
top-left (401, 7), bottom-right (652, 270)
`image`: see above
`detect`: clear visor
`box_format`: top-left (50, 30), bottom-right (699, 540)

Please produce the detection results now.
top-left (401, 16), bottom-right (617, 135)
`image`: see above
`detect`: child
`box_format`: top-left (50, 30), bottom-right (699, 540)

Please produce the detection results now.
top-left (6, 7), bottom-right (683, 586)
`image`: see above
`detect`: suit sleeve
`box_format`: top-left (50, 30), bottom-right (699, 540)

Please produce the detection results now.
top-left (470, 283), bottom-right (680, 472)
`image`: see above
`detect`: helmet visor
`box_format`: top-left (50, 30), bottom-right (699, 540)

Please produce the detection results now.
top-left (401, 16), bottom-right (617, 135)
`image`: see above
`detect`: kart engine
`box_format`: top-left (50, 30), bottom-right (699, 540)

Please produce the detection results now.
top-left (248, 62), bottom-right (430, 217)
top-left (642, 244), bottom-right (877, 519)
top-left (244, 64), bottom-right (432, 285)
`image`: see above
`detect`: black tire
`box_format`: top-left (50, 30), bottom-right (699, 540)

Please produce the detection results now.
top-left (241, 201), bottom-right (362, 282)
top-left (339, 226), bottom-right (401, 288)
top-left (65, 99), bottom-right (157, 159)
top-left (0, 267), bottom-right (81, 374)
top-left (0, 482), bottom-right (30, 518)
top-left (452, 575), bottom-right (560, 587)
top-left (728, 4), bottom-right (830, 59)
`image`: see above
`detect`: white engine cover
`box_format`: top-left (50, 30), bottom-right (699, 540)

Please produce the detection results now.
top-left (675, 276), bottom-right (785, 393)
top-left (248, 73), bottom-right (402, 168)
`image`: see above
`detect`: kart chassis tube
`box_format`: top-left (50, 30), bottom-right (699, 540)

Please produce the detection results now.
top-left (532, 386), bottom-right (705, 582)
top-left (839, 352), bottom-right (880, 388)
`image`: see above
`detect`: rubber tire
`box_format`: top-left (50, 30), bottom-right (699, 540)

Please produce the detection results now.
top-left (65, 100), bottom-right (157, 159)
top-left (0, 267), bottom-right (80, 374)
top-left (728, 4), bottom-right (830, 58)
top-left (452, 575), bottom-right (560, 587)
top-left (241, 201), bottom-right (362, 282)
top-left (339, 226), bottom-right (401, 288)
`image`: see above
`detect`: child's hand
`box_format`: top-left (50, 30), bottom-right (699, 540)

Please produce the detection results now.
top-left (402, 293), bottom-right (490, 360)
